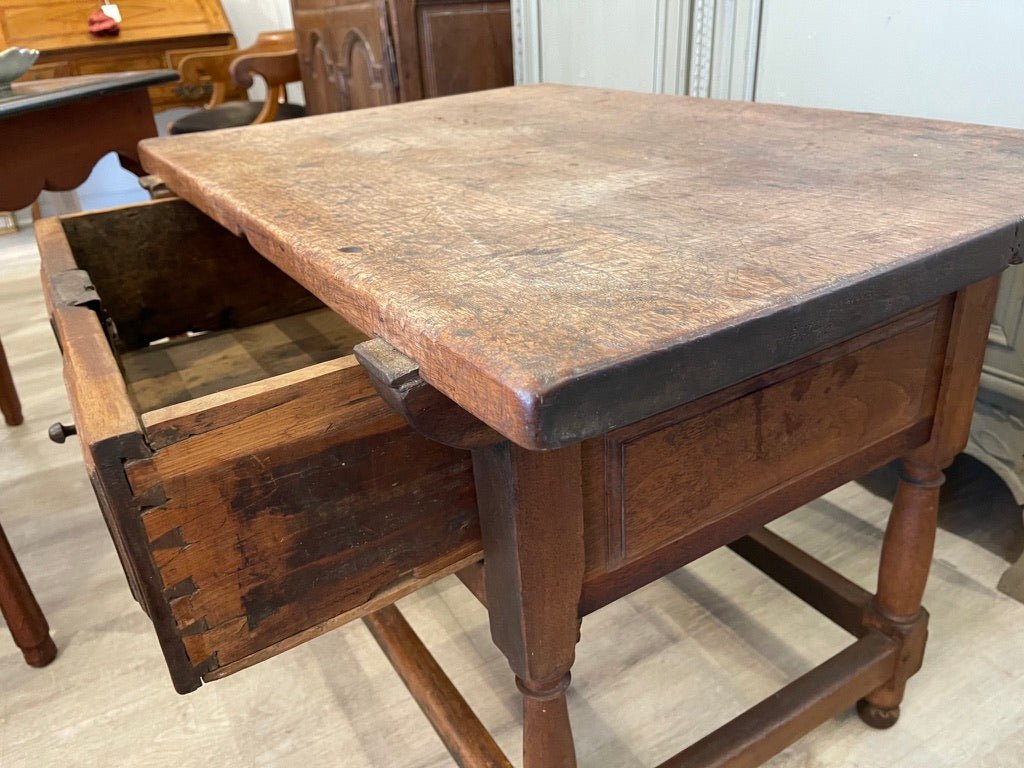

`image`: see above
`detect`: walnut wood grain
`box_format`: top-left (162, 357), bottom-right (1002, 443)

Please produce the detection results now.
top-left (138, 85), bottom-right (1023, 449)
top-left (126, 355), bottom-right (481, 672)
top-left (48, 302), bottom-right (201, 692)
top-left (292, 0), bottom-right (511, 115)
top-left (56, 198), bottom-right (324, 350)
top-left (658, 631), bottom-right (898, 768)
top-left (612, 302), bottom-right (946, 563)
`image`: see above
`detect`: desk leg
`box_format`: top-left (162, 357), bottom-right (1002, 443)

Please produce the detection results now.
top-left (0, 337), bottom-right (23, 426)
top-left (860, 277), bottom-right (1000, 728)
top-left (0, 521), bottom-right (57, 667)
top-left (472, 442), bottom-right (585, 768)
top-left (858, 460), bottom-right (940, 728)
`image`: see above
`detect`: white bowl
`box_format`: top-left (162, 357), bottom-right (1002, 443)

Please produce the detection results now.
top-left (0, 47), bottom-right (40, 91)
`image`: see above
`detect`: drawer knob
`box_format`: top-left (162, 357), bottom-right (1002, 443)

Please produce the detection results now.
top-left (48, 422), bottom-right (77, 443)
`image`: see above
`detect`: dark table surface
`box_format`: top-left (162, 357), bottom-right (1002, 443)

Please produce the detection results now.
top-left (0, 70), bottom-right (177, 119)
top-left (138, 84), bottom-right (1024, 449)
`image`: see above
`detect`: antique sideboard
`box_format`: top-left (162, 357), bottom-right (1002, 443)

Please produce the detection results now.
top-left (40, 86), bottom-right (1023, 766)
top-left (0, 0), bottom-right (241, 111)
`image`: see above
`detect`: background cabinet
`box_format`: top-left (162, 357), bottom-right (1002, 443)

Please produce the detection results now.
top-left (292, 0), bottom-right (513, 114)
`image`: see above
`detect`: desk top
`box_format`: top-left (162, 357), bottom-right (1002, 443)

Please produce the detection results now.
top-left (0, 70), bottom-right (177, 118)
top-left (139, 84), bottom-right (1024, 449)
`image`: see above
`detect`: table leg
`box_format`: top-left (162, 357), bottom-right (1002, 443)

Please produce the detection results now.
top-left (857, 459), bottom-right (940, 728)
top-left (859, 276), bottom-right (1000, 728)
top-left (0, 337), bottom-right (23, 426)
top-left (0, 521), bottom-right (57, 667)
top-left (472, 442), bottom-right (585, 768)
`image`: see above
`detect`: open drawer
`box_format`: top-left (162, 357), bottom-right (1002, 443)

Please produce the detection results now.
top-left (37, 198), bottom-right (482, 693)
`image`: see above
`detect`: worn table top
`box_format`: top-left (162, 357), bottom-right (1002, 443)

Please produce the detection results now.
top-left (0, 70), bottom-right (177, 118)
top-left (139, 84), bottom-right (1024, 449)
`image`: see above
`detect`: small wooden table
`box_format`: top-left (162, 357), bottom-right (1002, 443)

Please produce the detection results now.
top-left (1, 69), bottom-right (172, 671)
top-left (133, 85), bottom-right (1021, 766)
top-left (0, 69), bottom-right (177, 211)
top-left (0, 69), bottom-right (174, 425)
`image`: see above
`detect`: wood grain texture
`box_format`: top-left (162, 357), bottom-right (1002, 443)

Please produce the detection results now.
top-left (47, 302), bottom-right (201, 692)
top-left (613, 303), bottom-right (947, 563)
top-left (658, 631), bottom-right (898, 768)
top-left (125, 355), bottom-right (480, 673)
top-left (57, 198), bottom-right (325, 351)
top-left (471, 442), bottom-right (584, 767)
top-left (138, 84), bottom-right (1022, 449)
top-left (292, 0), bottom-right (511, 115)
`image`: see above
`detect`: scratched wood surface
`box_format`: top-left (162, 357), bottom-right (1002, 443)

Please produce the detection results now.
top-left (138, 84), bottom-right (1024, 448)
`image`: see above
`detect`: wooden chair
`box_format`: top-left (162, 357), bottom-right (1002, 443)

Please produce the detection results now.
top-left (169, 31), bottom-right (306, 135)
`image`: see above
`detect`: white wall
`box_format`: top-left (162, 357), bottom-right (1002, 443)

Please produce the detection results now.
top-left (755, 0), bottom-right (1024, 129)
top-left (512, 0), bottom-right (761, 99)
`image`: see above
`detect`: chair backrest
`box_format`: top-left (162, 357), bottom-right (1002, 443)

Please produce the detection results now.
top-left (179, 30), bottom-right (298, 110)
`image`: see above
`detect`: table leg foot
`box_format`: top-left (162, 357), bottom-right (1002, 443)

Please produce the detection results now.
top-left (21, 634), bottom-right (58, 667)
top-left (856, 699), bottom-right (899, 730)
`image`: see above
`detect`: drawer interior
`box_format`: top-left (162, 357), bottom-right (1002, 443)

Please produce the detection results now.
top-left (57, 197), bottom-right (371, 412)
top-left (121, 308), bottom-right (366, 411)
top-left (45, 199), bottom-right (482, 693)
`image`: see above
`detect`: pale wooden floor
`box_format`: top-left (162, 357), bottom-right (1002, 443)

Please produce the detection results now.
top-left (2, 226), bottom-right (1024, 767)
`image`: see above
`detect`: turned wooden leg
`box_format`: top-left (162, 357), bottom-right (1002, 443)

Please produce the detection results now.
top-left (0, 337), bottom-right (23, 426)
top-left (472, 442), bottom-right (585, 768)
top-left (0, 521), bottom-right (56, 667)
top-left (858, 459), bottom-right (941, 728)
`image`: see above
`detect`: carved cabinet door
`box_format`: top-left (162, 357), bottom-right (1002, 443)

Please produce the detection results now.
top-left (292, 0), bottom-right (399, 114)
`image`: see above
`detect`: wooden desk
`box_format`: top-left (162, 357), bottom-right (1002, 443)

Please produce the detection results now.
top-left (0, 0), bottom-right (239, 112)
top-left (0, 70), bottom-right (176, 211)
top-left (50, 85), bottom-right (1023, 766)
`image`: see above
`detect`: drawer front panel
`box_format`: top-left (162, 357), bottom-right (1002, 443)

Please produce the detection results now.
top-left (125, 357), bottom-right (480, 679)
top-left (606, 303), bottom-right (950, 564)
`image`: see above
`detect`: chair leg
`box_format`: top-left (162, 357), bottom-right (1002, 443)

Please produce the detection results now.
top-left (0, 337), bottom-right (23, 426)
top-left (0, 521), bottom-right (56, 667)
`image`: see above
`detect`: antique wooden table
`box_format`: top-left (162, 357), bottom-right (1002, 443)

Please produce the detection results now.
top-left (48, 84), bottom-right (1023, 766)
top-left (0, 69), bottom-right (174, 437)
top-left (0, 69), bottom-right (177, 211)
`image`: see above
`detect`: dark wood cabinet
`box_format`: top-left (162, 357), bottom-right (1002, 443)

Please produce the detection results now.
top-left (291, 0), bottom-right (512, 114)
